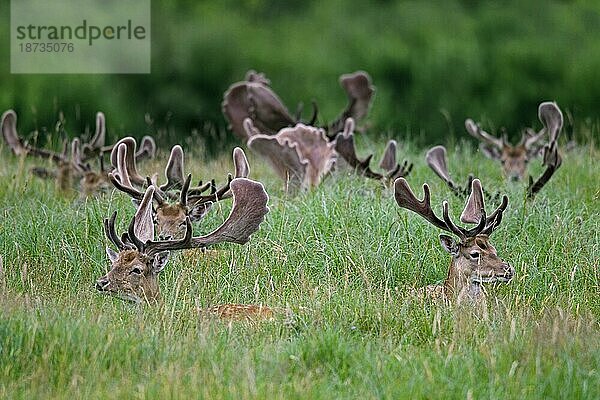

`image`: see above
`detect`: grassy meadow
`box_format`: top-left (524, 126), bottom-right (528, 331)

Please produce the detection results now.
top-left (0, 135), bottom-right (598, 399)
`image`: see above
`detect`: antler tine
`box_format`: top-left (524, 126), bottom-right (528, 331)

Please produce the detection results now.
top-left (188, 174), bottom-right (233, 205)
top-left (393, 178), bottom-right (449, 232)
top-left (308, 100), bottom-right (319, 126)
top-left (443, 200), bottom-right (488, 240)
top-left (70, 138), bottom-right (89, 173)
top-left (160, 145), bottom-right (185, 191)
top-left (442, 202), bottom-right (467, 240)
top-left (109, 172), bottom-right (145, 200)
top-left (522, 128), bottom-right (546, 150)
top-left (124, 185), bottom-right (158, 252)
top-left (481, 195), bottom-right (509, 235)
top-left (386, 159), bottom-right (413, 181)
top-left (538, 101), bottom-right (563, 143)
top-left (145, 178), bottom-right (269, 256)
top-left (379, 140), bottom-right (397, 172)
top-left (109, 137), bottom-right (145, 185)
top-left (465, 119), bottom-right (504, 149)
top-left (127, 216), bottom-right (146, 251)
top-left (130, 186), bottom-right (156, 246)
top-left (526, 140), bottom-right (562, 199)
top-left (1, 110), bottom-right (27, 156)
top-left (334, 118), bottom-right (384, 180)
top-left (460, 179), bottom-right (486, 224)
top-left (233, 147), bottom-right (250, 178)
top-left (81, 112), bottom-right (106, 160)
top-left (152, 184), bottom-right (167, 206)
top-left (135, 136), bottom-right (156, 161)
top-left (104, 211), bottom-right (127, 250)
top-left (179, 173), bottom-right (192, 206)
top-left (108, 143), bottom-right (145, 201)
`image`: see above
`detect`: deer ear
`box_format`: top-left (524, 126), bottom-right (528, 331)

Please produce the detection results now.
top-left (152, 251), bottom-right (170, 274)
top-left (106, 247), bottom-right (118, 263)
top-left (188, 201), bottom-right (213, 221)
top-left (479, 144), bottom-right (502, 160)
top-left (439, 234), bottom-right (459, 256)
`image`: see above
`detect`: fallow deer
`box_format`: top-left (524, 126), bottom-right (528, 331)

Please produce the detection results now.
top-left (394, 178), bottom-right (514, 306)
top-left (96, 178), bottom-right (275, 322)
top-left (429, 103), bottom-right (563, 200)
top-left (222, 70), bottom-right (375, 142)
top-left (109, 140), bottom-right (250, 240)
top-left (465, 101), bottom-right (562, 181)
top-left (1, 109), bottom-right (155, 196)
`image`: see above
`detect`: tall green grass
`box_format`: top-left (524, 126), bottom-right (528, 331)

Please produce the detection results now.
top-left (0, 138), bottom-right (598, 399)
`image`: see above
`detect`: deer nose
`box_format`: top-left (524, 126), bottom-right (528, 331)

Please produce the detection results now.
top-left (96, 278), bottom-right (110, 291)
top-left (509, 175), bottom-right (520, 182)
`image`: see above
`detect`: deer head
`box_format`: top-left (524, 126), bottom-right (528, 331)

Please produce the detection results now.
top-left (109, 142), bottom-right (250, 239)
top-left (394, 178), bottom-right (513, 303)
top-left (334, 118), bottom-right (412, 183)
top-left (465, 102), bottom-right (562, 181)
top-left (96, 178), bottom-right (270, 304)
top-left (70, 138), bottom-right (112, 196)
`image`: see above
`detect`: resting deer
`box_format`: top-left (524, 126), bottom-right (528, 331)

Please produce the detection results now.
top-left (1, 109), bottom-right (155, 196)
top-left (222, 70), bottom-right (375, 142)
top-left (394, 178), bottom-right (514, 305)
top-left (96, 178), bottom-right (274, 320)
top-left (110, 140), bottom-right (250, 240)
top-left (465, 101), bottom-right (562, 181)
top-left (430, 103), bottom-right (563, 200)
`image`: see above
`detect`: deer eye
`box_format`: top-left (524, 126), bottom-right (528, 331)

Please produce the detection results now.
top-left (129, 267), bottom-right (142, 275)
top-left (469, 251), bottom-right (480, 259)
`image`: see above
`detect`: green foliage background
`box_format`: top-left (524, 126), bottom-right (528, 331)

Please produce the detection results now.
top-left (1, 0), bottom-right (600, 146)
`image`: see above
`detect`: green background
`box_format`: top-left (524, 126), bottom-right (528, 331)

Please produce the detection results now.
top-left (1, 0), bottom-right (600, 148)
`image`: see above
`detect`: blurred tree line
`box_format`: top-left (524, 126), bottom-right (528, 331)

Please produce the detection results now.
top-left (1, 0), bottom-right (599, 149)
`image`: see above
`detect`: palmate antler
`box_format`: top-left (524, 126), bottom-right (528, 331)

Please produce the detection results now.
top-left (222, 70), bottom-right (375, 143)
top-left (425, 145), bottom-right (500, 202)
top-left (104, 178), bottom-right (270, 256)
top-left (109, 140), bottom-right (250, 212)
top-left (526, 102), bottom-right (564, 199)
top-left (334, 118), bottom-right (412, 183)
top-left (2, 110), bottom-right (69, 163)
top-left (326, 71), bottom-right (376, 136)
top-left (394, 178), bottom-right (508, 241)
top-left (153, 147), bottom-right (249, 209)
top-left (245, 118), bottom-right (337, 190)
top-left (222, 71), bottom-right (297, 141)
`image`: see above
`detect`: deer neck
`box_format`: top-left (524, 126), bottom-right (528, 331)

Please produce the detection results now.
top-left (139, 278), bottom-right (161, 304)
top-left (443, 258), bottom-right (472, 300)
